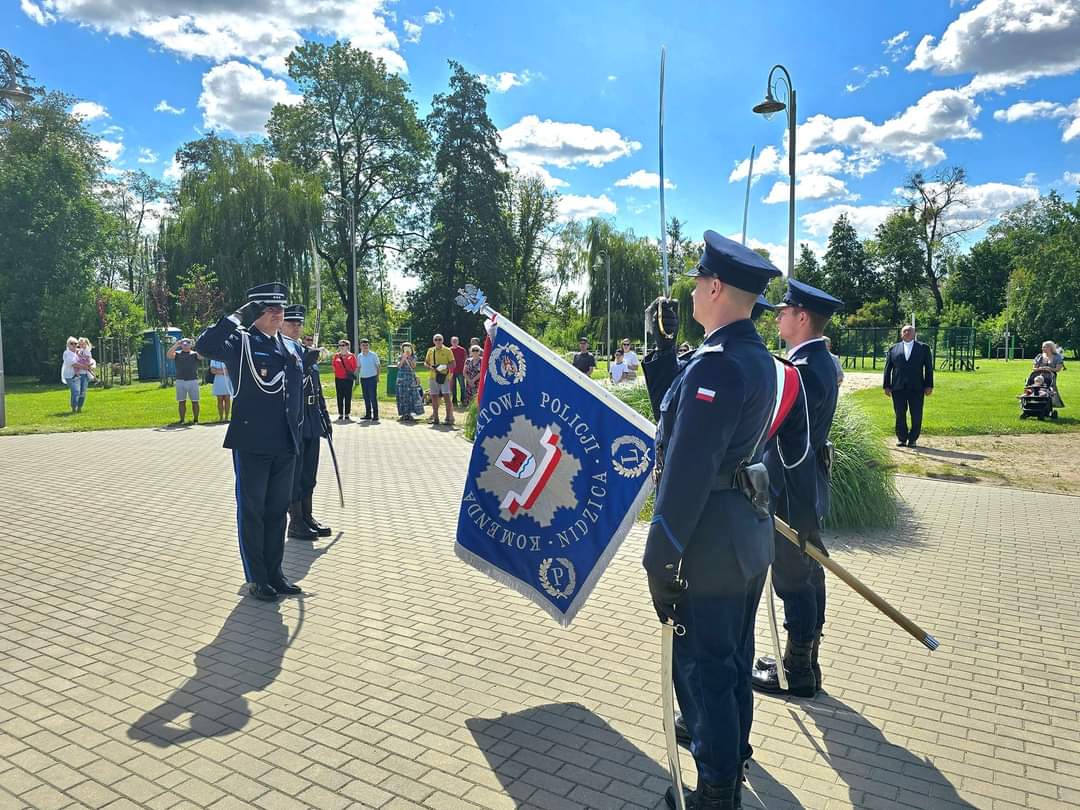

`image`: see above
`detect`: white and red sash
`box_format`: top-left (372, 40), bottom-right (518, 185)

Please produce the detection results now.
top-left (766, 357), bottom-right (802, 441)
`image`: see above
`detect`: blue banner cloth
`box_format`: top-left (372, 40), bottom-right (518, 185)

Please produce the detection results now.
top-left (456, 316), bottom-right (655, 626)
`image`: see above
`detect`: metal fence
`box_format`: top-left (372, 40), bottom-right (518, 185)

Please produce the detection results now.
top-left (830, 326), bottom-right (977, 372)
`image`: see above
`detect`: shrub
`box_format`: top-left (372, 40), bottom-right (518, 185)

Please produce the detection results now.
top-left (825, 397), bottom-right (898, 529)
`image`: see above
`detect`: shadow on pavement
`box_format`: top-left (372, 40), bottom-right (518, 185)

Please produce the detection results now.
top-left (905, 446), bottom-right (986, 462)
top-left (284, 531), bottom-right (342, 583)
top-left (826, 500), bottom-right (924, 556)
top-left (467, 702), bottom-right (672, 809)
top-left (127, 598), bottom-right (294, 747)
top-left (748, 694), bottom-right (975, 810)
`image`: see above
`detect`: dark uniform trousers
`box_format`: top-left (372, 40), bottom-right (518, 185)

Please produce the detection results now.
top-left (766, 340), bottom-right (837, 643)
top-left (288, 345), bottom-right (328, 505)
top-left (197, 315), bottom-right (303, 588)
top-left (643, 320), bottom-right (812, 784)
top-left (233, 450), bottom-right (295, 585)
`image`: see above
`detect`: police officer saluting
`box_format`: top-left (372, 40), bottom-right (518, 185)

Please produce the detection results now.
top-left (644, 232), bottom-right (801, 810)
top-left (195, 283), bottom-right (305, 601)
top-left (280, 305), bottom-right (333, 540)
top-left (752, 279), bottom-right (843, 697)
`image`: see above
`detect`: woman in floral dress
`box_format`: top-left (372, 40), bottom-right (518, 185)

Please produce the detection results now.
top-left (462, 344), bottom-right (483, 407)
top-left (395, 343), bottom-right (424, 421)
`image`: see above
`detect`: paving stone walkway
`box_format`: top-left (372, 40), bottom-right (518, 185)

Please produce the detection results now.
top-left (1, 421), bottom-right (1078, 809)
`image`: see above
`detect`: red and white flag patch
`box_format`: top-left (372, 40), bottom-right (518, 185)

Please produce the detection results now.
top-left (695, 387), bottom-right (716, 403)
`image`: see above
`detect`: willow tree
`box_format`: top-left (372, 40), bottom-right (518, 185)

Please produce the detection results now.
top-left (584, 219), bottom-right (662, 351)
top-left (160, 139), bottom-right (322, 310)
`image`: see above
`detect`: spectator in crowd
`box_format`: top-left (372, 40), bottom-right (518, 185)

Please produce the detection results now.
top-left (396, 343), bottom-right (424, 422)
top-left (332, 339), bottom-right (358, 422)
top-left (450, 336), bottom-right (467, 407)
top-left (463, 344), bottom-right (483, 406)
top-left (824, 336), bottom-right (844, 385)
top-left (1034, 340), bottom-right (1066, 406)
top-left (678, 341), bottom-right (692, 355)
top-left (166, 338), bottom-right (201, 424)
top-left (357, 338), bottom-right (381, 422)
top-left (469, 337), bottom-right (481, 349)
top-left (76, 337), bottom-right (97, 382)
top-left (610, 348), bottom-right (629, 384)
top-left (620, 338), bottom-right (639, 380)
top-left (425, 333), bottom-right (456, 426)
top-left (572, 338), bottom-right (597, 376)
top-left (210, 359), bottom-right (233, 421)
top-left (60, 336), bottom-right (92, 413)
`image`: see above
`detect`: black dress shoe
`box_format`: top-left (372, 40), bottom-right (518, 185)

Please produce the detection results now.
top-left (907, 440), bottom-right (918, 448)
top-left (249, 583), bottom-right (278, 601)
top-left (896, 439), bottom-right (907, 447)
top-left (674, 710), bottom-right (691, 749)
top-left (270, 579), bottom-right (302, 596)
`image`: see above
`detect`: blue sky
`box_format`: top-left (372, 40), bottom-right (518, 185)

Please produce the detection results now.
top-left (6, 0), bottom-right (1080, 279)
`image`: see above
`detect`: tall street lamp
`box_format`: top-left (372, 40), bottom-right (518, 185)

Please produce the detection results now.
top-left (752, 64), bottom-right (797, 277)
top-left (593, 252), bottom-right (611, 360)
top-left (0, 48), bottom-right (33, 429)
top-left (326, 192), bottom-right (358, 353)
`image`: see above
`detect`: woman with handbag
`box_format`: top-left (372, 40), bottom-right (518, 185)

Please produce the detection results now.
top-left (332, 340), bottom-right (358, 422)
top-left (395, 343), bottom-right (424, 421)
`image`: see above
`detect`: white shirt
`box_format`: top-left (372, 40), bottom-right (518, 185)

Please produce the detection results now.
top-left (61, 349), bottom-right (79, 383)
top-left (785, 337), bottom-right (826, 360)
top-left (610, 361), bottom-right (628, 383)
top-left (903, 340), bottom-right (914, 360)
top-left (622, 349), bottom-right (639, 370)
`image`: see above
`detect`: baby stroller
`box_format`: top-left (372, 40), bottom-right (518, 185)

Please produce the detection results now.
top-left (1018, 371), bottom-right (1061, 420)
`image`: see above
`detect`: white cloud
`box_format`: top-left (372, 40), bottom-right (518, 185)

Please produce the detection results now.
top-left (883, 30), bottom-right (911, 61)
top-left (557, 193), bottom-right (616, 222)
top-left (845, 65), bottom-right (889, 94)
top-left (801, 204), bottom-right (897, 238)
top-left (908, 0), bottom-right (1080, 91)
top-left (802, 180), bottom-right (1039, 238)
top-left (500, 115), bottom-right (641, 171)
top-left (762, 174), bottom-right (858, 204)
top-left (512, 163), bottom-right (568, 190)
top-left (21, 0), bottom-right (406, 76)
top-left (729, 146), bottom-right (875, 186)
top-left (1023, 171), bottom-right (1038, 186)
top-left (72, 100), bottom-right (108, 121)
top-left (798, 87), bottom-right (982, 166)
top-left (21, 0), bottom-right (54, 25)
top-left (614, 170), bottom-right (675, 190)
top-left (163, 155), bottom-right (183, 182)
top-left (403, 20), bottom-right (422, 43)
top-left (607, 75), bottom-right (617, 81)
top-left (155, 99), bottom-right (186, 114)
top-left (137, 147), bottom-right (158, 164)
top-left (423, 7), bottom-right (445, 24)
top-left (198, 61), bottom-right (300, 136)
top-left (479, 71), bottom-right (535, 93)
top-left (1061, 171), bottom-right (1080, 185)
top-left (96, 139), bottom-right (124, 163)
top-left (723, 234), bottom-right (827, 268)
top-left (993, 96), bottom-right (1080, 141)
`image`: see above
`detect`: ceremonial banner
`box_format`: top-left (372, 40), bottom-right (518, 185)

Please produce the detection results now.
top-left (456, 314), bottom-right (656, 626)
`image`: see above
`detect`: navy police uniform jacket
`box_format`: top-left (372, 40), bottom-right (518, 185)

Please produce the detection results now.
top-left (285, 340), bottom-right (330, 441)
top-left (196, 316), bottom-right (303, 455)
top-left (642, 320), bottom-right (811, 591)
top-left (763, 339), bottom-right (837, 531)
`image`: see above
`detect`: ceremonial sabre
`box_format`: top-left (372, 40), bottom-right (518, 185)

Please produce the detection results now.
top-left (661, 621), bottom-right (687, 810)
top-left (774, 518), bottom-right (939, 651)
top-left (658, 46), bottom-right (670, 296)
top-left (764, 566), bottom-right (789, 690)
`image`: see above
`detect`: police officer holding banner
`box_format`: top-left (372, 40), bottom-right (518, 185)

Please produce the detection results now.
top-left (280, 305), bottom-right (333, 541)
top-left (752, 280), bottom-right (843, 698)
top-left (642, 232), bottom-right (814, 810)
top-left (196, 283), bottom-right (305, 601)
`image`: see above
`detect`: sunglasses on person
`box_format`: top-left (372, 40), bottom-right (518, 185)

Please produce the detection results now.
top-left (434, 338), bottom-right (444, 342)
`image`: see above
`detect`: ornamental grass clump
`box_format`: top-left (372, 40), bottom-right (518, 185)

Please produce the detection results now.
top-left (825, 396), bottom-right (898, 529)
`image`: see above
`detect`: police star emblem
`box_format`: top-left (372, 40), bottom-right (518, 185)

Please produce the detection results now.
top-left (477, 414), bottom-right (581, 528)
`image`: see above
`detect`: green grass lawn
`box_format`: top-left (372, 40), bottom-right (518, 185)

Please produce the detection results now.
top-left (0, 372), bottom-right (404, 436)
top-left (848, 358), bottom-right (1078, 436)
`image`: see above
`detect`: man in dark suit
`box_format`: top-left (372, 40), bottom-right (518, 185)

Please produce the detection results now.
top-left (883, 325), bottom-right (934, 448)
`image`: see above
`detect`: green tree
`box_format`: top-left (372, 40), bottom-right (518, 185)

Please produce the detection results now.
top-left (867, 211), bottom-right (924, 324)
top-left (0, 90), bottom-right (108, 377)
top-left (793, 244), bottom-right (827, 289)
top-left (584, 220), bottom-right (661, 352)
top-left (98, 170), bottom-right (166, 293)
top-left (160, 139), bottom-right (322, 310)
top-left (268, 41), bottom-right (431, 344)
top-left (408, 62), bottom-right (509, 342)
top-left (822, 213), bottom-right (877, 313)
top-left (97, 287), bottom-right (146, 361)
top-left (505, 172), bottom-right (560, 327)
top-left (177, 264), bottom-right (226, 338)
top-left (944, 239), bottom-right (1012, 320)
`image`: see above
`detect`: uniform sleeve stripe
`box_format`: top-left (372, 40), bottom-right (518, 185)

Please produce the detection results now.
top-left (650, 515), bottom-right (684, 553)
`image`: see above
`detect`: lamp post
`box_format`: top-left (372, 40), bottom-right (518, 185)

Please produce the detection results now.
top-left (593, 252), bottom-right (611, 360)
top-left (752, 64), bottom-right (797, 277)
top-left (326, 192), bottom-right (358, 353)
top-left (0, 49), bottom-right (32, 428)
